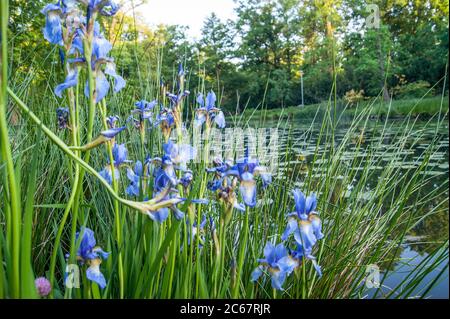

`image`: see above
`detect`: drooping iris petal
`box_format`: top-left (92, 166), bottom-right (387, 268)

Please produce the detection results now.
top-left (214, 111), bottom-right (226, 128)
top-left (294, 221), bottom-right (317, 253)
top-left (112, 143), bottom-right (128, 166)
top-left (99, 165), bottom-right (119, 185)
top-left (105, 62), bottom-right (126, 93)
top-left (262, 242), bottom-right (275, 264)
top-left (100, 126), bottom-right (126, 139)
top-left (281, 218), bottom-right (298, 241)
top-left (148, 207), bottom-right (170, 223)
top-left (86, 260), bottom-right (107, 289)
top-left (55, 69), bottom-right (79, 97)
top-left (93, 34), bottom-right (112, 60)
top-left (277, 256), bottom-right (299, 274)
top-left (270, 269), bottom-right (287, 291)
top-left (309, 214), bottom-right (324, 240)
top-left (41, 4), bottom-right (63, 45)
top-left (205, 91), bottom-right (216, 110)
top-left (194, 112), bottom-right (207, 128)
top-left (251, 266), bottom-right (264, 282)
top-left (170, 206), bottom-right (185, 220)
top-left (239, 172), bottom-right (257, 207)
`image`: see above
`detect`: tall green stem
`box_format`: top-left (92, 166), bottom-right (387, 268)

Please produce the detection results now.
top-left (232, 207), bottom-right (249, 298)
top-left (0, 0), bottom-right (21, 298)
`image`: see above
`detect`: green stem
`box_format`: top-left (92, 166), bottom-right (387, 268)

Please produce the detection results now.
top-left (0, 0), bottom-right (21, 298)
top-left (7, 88), bottom-right (130, 206)
top-left (100, 100), bottom-right (124, 298)
top-left (232, 207), bottom-right (249, 298)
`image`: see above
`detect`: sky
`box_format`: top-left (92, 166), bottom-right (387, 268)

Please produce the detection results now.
top-left (137, 0), bottom-right (237, 40)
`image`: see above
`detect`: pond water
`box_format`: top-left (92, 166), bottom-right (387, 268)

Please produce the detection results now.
top-left (253, 117), bottom-right (449, 298)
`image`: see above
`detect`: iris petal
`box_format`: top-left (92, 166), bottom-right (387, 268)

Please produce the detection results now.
top-left (294, 221), bottom-right (317, 252)
top-left (239, 172), bottom-right (257, 207)
top-left (55, 69), bottom-right (79, 98)
top-left (86, 262), bottom-right (107, 289)
top-left (251, 266), bottom-right (264, 282)
top-left (41, 4), bottom-right (63, 45)
top-left (105, 62), bottom-right (126, 93)
top-left (214, 111), bottom-right (226, 128)
top-left (293, 189), bottom-right (306, 217)
top-left (281, 218), bottom-right (298, 241)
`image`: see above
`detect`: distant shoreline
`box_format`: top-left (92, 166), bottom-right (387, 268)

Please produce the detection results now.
top-left (238, 96), bottom-right (449, 121)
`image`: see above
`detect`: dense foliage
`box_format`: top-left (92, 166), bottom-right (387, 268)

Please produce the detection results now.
top-left (6, 0), bottom-right (449, 112)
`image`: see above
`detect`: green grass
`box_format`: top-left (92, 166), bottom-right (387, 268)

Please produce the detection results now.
top-left (0, 0), bottom-right (449, 300)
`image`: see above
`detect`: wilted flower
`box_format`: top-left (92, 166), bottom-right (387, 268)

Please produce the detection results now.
top-left (155, 108), bottom-right (175, 141)
top-left (195, 91), bottom-right (226, 129)
top-left (35, 277), bottom-right (52, 297)
top-left (73, 227), bottom-right (110, 289)
top-left (56, 107), bottom-right (70, 129)
top-left (251, 242), bottom-right (298, 290)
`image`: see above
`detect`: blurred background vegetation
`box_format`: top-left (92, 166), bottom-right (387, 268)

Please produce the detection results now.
top-left (7, 0), bottom-right (449, 112)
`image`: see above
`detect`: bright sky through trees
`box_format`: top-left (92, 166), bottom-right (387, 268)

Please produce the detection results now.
top-left (138, 0), bottom-right (236, 39)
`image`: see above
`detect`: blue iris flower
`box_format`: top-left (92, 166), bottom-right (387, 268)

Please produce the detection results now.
top-left (180, 171), bottom-right (194, 189)
top-left (251, 242), bottom-right (299, 290)
top-left (291, 244), bottom-right (322, 277)
top-left (41, 3), bottom-right (64, 45)
top-left (134, 100), bottom-right (157, 119)
top-left (281, 189), bottom-right (324, 246)
top-left (75, 22), bottom-right (125, 102)
top-left (155, 109), bottom-right (175, 137)
top-left (106, 115), bottom-right (120, 128)
top-left (126, 160), bottom-right (144, 196)
top-left (87, 0), bottom-right (120, 16)
top-left (55, 67), bottom-right (79, 98)
top-left (75, 227), bottom-right (109, 289)
top-left (99, 143), bottom-right (128, 184)
top-left (166, 90), bottom-right (190, 108)
top-left (129, 100), bottom-right (157, 129)
top-left (163, 140), bottom-right (196, 170)
top-left (100, 126), bottom-right (126, 139)
top-left (280, 189), bottom-right (324, 277)
top-left (195, 91), bottom-right (226, 129)
top-left (224, 157), bottom-right (272, 208)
